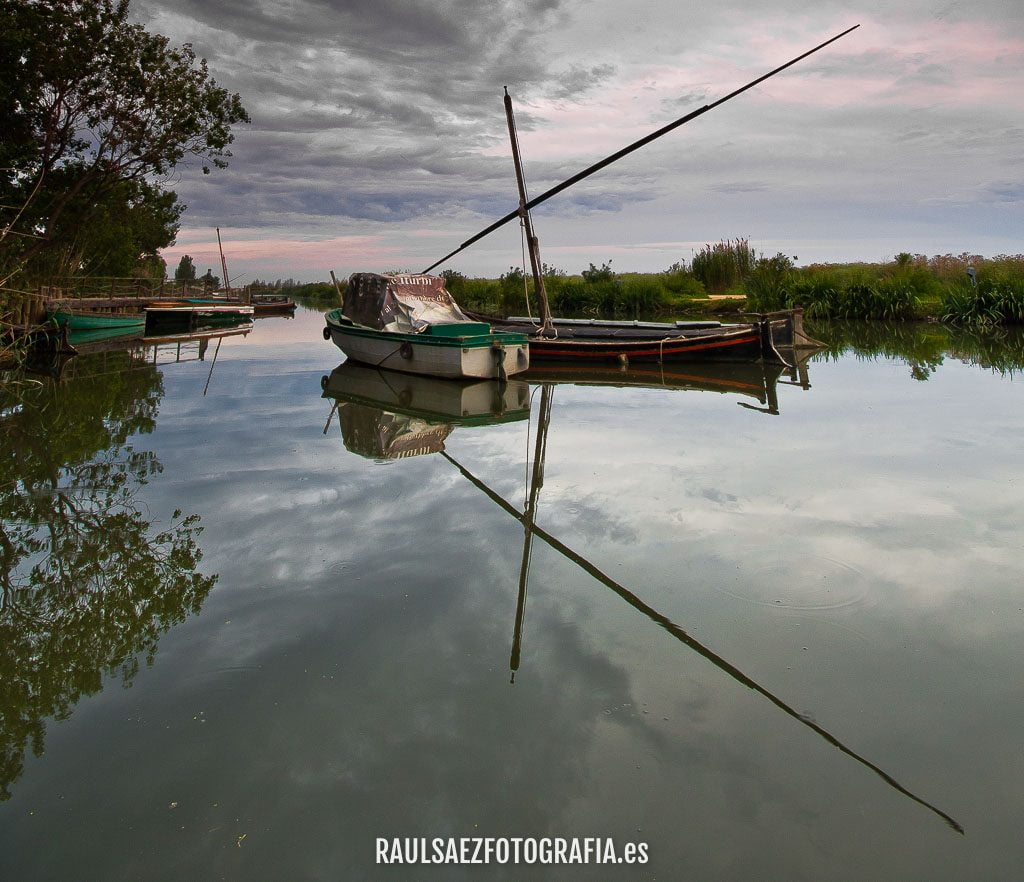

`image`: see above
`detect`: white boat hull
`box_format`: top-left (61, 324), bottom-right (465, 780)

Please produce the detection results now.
top-left (328, 325), bottom-right (529, 380)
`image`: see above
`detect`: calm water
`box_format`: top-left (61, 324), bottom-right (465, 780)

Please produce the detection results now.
top-left (1, 310), bottom-right (1022, 880)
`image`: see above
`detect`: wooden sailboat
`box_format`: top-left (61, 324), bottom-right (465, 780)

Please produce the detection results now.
top-left (422, 29), bottom-right (859, 364)
top-left (145, 300), bottom-right (254, 328)
top-left (478, 89), bottom-right (802, 364)
top-left (323, 28), bottom-right (856, 374)
top-left (185, 228), bottom-right (296, 314)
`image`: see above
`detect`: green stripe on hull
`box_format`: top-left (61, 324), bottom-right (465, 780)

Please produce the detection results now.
top-left (50, 310), bottom-right (146, 330)
top-left (325, 309), bottom-right (527, 348)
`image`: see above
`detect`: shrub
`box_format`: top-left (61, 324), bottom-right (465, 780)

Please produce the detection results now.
top-left (745, 253), bottom-right (794, 311)
top-left (548, 280), bottom-right (589, 315)
top-left (618, 276), bottom-right (667, 316)
top-left (661, 266), bottom-right (707, 300)
top-left (792, 281), bottom-right (919, 320)
top-left (581, 261), bottom-right (615, 283)
top-left (941, 278), bottom-right (1024, 326)
top-left (498, 266), bottom-right (531, 315)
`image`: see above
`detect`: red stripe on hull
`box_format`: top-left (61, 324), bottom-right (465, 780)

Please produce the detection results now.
top-left (527, 334), bottom-right (762, 361)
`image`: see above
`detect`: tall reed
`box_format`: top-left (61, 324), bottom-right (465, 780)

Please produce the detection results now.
top-left (690, 239), bottom-right (755, 293)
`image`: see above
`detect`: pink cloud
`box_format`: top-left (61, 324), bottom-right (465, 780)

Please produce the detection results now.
top-left (499, 16), bottom-right (1024, 165)
top-left (160, 233), bottom-right (411, 280)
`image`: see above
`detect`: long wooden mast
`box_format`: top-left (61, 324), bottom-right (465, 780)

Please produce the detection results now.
top-left (503, 88), bottom-right (554, 334)
top-left (422, 24), bottom-right (859, 274)
top-left (216, 227), bottom-right (231, 292)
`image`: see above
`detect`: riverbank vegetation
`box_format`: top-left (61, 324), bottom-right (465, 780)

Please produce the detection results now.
top-left (281, 242), bottom-right (1024, 327)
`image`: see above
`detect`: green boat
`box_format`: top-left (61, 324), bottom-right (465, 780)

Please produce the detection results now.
top-left (49, 307), bottom-right (146, 331)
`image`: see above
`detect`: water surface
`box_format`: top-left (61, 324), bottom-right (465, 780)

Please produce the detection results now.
top-left (1, 311), bottom-right (1022, 880)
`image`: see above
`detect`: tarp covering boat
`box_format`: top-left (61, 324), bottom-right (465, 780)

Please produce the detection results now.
top-left (343, 273), bottom-right (471, 333)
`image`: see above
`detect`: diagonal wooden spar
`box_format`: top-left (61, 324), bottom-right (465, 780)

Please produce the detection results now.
top-left (439, 444), bottom-right (963, 835)
top-left (423, 24), bottom-right (859, 274)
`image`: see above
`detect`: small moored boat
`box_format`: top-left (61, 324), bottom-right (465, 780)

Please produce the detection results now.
top-left (48, 307), bottom-right (146, 332)
top-left (145, 300), bottom-right (255, 329)
top-left (323, 273), bottom-right (529, 380)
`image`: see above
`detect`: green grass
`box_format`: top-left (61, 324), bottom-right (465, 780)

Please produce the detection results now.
top-left (246, 249), bottom-right (1024, 326)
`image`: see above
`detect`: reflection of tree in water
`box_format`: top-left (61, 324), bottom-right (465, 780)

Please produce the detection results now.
top-left (946, 325), bottom-right (1024, 377)
top-left (0, 353), bottom-right (217, 800)
top-left (809, 320), bottom-right (1024, 380)
top-left (810, 320), bottom-right (948, 380)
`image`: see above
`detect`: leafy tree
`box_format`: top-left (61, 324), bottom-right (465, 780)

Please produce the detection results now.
top-left (440, 268), bottom-right (466, 297)
top-left (0, 0), bottom-right (249, 281)
top-left (38, 176), bottom-right (183, 278)
top-left (174, 254), bottom-right (197, 283)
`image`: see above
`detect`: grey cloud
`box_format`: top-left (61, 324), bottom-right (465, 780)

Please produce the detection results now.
top-left (129, 0), bottom-right (1023, 277)
top-left (986, 183), bottom-right (1024, 203)
top-left (711, 181), bottom-right (770, 194)
top-left (893, 62), bottom-right (954, 88)
top-left (532, 188), bottom-right (662, 219)
top-left (547, 63), bottom-right (618, 101)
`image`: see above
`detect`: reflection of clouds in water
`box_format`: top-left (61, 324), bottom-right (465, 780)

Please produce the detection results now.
top-left (510, 364), bottom-right (1023, 626)
top-left (551, 491), bottom-right (639, 545)
top-left (142, 546), bottom-right (693, 874)
top-left (12, 339), bottom-right (1022, 878)
top-left (148, 348), bottom-right (1019, 635)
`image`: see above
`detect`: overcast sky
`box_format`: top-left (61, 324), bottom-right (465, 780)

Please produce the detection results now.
top-left (133, 0), bottom-right (1023, 283)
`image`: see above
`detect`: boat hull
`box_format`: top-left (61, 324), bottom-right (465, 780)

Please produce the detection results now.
top-left (522, 326), bottom-right (766, 363)
top-left (325, 314), bottom-right (529, 380)
top-left (476, 310), bottom-right (817, 364)
top-left (50, 308), bottom-right (145, 331)
top-left (146, 302), bottom-right (255, 328)
top-left (185, 296), bottom-right (296, 315)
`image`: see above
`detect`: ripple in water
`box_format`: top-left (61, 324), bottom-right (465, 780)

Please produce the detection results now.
top-left (716, 552), bottom-right (874, 612)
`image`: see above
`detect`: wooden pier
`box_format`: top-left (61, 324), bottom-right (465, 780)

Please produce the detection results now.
top-left (3, 276), bottom-right (275, 334)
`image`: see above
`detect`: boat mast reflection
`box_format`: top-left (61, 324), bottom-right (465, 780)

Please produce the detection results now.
top-left (510, 383), bottom-right (553, 681)
top-left (440, 378), bottom-right (963, 836)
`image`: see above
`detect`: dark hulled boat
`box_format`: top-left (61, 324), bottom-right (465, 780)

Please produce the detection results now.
top-left (414, 31), bottom-right (857, 367)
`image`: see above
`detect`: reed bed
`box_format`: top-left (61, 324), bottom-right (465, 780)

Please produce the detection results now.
top-left (280, 249), bottom-right (1024, 326)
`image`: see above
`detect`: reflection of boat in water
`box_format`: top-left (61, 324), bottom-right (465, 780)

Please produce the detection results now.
top-left (434, 370), bottom-right (962, 835)
top-left (523, 356), bottom-right (812, 415)
top-left (320, 361), bottom-right (530, 460)
top-left (26, 323), bottom-right (254, 380)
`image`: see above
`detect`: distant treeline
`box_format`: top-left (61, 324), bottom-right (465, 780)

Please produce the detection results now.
top-left (251, 279), bottom-right (340, 307)
top-left (265, 240), bottom-right (1024, 326)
